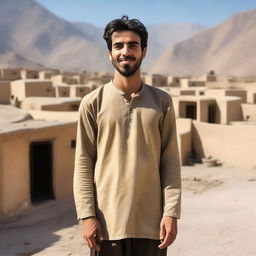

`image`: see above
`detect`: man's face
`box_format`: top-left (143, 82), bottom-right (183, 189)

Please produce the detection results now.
top-left (109, 30), bottom-right (147, 77)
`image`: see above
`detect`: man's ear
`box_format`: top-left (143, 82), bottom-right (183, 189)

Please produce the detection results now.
top-left (142, 48), bottom-right (147, 59)
top-left (108, 51), bottom-right (112, 61)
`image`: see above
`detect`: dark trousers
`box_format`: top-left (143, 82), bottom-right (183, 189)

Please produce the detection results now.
top-left (90, 238), bottom-right (167, 256)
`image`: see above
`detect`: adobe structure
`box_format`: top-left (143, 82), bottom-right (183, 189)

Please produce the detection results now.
top-left (0, 67), bottom-right (256, 219)
top-left (0, 105), bottom-right (76, 219)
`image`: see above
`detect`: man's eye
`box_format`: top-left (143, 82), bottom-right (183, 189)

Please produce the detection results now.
top-left (114, 44), bottom-right (123, 49)
top-left (130, 44), bottom-right (137, 49)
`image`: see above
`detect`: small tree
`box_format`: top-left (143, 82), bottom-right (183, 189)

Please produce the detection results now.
top-left (208, 70), bottom-right (215, 75)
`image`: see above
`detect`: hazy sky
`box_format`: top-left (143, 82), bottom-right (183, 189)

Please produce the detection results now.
top-left (35, 0), bottom-right (256, 27)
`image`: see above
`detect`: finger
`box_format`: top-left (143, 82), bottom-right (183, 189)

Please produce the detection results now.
top-left (96, 225), bottom-right (104, 241)
top-left (84, 232), bottom-right (97, 250)
top-left (83, 232), bottom-right (90, 247)
top-left (169, 231), bottom-right (177, 245)
top-left (169, 222), bottom-right (178, 245)
top-left (162, 227), bottom-right (178, 248)
top-left (90, 236), bottom-right (100, 251)
top-left (159, 224), bottom-right (166, 240)
top-left (158, 232), bottom-right (171, 249)
top-left (84, 238), bottom-right (90, 248)
top-left (85, 235), bottom-right (93, 249)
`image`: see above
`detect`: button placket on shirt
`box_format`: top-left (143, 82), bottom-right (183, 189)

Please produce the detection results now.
top-left (122, 94), bottom-right (138, 134)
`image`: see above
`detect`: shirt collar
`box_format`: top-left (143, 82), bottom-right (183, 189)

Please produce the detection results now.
top-left (109, 80), bottom-right (145, 97)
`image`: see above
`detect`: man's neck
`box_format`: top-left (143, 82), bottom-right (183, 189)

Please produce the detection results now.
top-left (112, 70), bottom-right (142, 97)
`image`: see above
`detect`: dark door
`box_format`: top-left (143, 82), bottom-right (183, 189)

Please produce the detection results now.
top-left (30, 141), bottom-right (54, 204)
top-left (186, 104), bottom-right (197, 120)
top-left (208, 104), bottom-right (216, 123)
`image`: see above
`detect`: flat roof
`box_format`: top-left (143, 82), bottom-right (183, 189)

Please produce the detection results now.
top-left (22, 97), bottom-right (81, 106)
top-left (0, 104), bottom-right (74, 135)
top-left (207, 88), bottom-right (246, 92)
top-left (11, 79), bottom-right (52, 83)
top-left (173, 95), bottom-right (215, 101)
top-left (0, 104), bottom-right (33, 124)
top-left (0, 119), bottom-right (74, 135)
top-left (217, 96), bottom-right (242, 101)
top-left (27, 110), bottom-right (78, 122)
top-left (170, 87), bottom-right (205, 91)
top-left (230, 121), bottom-right (256, 126)
top-left (68, 84), bottom-right (88, 87)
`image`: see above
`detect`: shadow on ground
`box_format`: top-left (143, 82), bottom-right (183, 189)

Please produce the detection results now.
top-left (0, 197), bottom-right (77, 256)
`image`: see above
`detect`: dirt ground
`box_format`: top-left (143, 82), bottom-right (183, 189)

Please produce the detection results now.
top-left (1, 164), bottom-right (256, 256)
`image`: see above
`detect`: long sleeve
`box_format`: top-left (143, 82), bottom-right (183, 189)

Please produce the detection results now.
top-left (73, 99), bottom-right (97, 220)
top-left (160, 98), bottom-right (181, 219)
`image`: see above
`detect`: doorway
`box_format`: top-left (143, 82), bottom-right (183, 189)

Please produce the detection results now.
top-left (208, 104), bottom-right (216, 123)
top-left (30, 141), bottom-right (54, 204)
top-left (185, 103), bottom-right (197, 120)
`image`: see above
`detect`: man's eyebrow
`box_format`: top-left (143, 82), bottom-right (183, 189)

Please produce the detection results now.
top-left (113, 42), bottom-right (123, 46)
top-left (113, 41), bottom-right (139, 46)
top-left (128, 41), bottom-right (139, 45)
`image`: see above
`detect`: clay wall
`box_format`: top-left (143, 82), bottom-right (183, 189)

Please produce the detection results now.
top-left (192, 121), bottom-right (256, 167)
top-left (0, 81), bottom-right (11, 104)
top-left (0, 122), bottom-right (77, 218)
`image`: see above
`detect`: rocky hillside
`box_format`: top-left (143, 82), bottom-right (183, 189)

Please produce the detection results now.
top-left (150, 9), bottom-right (256, 77)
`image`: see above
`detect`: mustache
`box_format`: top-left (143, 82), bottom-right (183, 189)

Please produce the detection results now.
top-left (118, 56), bottom-right (136, 61)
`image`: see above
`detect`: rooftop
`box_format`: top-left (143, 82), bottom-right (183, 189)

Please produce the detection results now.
top-left (0, 104), bottom-right (74, 135)
top-left (0, 104), bottom-right (33, 124)
top-left (12, 79), bottom-right (52, 83)
top-left (22, 97), bottom-right (81, 106)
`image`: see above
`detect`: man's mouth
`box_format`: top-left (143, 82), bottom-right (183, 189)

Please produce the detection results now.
top-left (118, 57), bottom-right (136, 63)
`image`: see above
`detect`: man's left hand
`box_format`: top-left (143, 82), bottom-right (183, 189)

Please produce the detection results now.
top-left (158, 216), bottom-right (178, 249)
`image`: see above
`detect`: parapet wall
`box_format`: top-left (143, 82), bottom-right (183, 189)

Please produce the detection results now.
top-left (192, 121), bottom-right (256, 168)
top-left (242, 104), bottom-right (256, 121)
top-left (176, 118), bottom-right (192, 165)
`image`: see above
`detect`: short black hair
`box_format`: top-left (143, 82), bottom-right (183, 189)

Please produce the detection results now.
top-left (103, 15), bottom-right (148, 51)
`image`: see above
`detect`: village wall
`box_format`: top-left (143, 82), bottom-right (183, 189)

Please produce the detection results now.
top-left (55, 86), bottom-right (70, 97)
top-left (10, 80), bottom-right (56, 105)
top-left (226, 99), bottom-right (243, 123)
top-left (216, 97), bottom-right (243, 124)
top-left (69, 86), bottom-right (91, 98)
top-left (0, 68), bottom-right (21, 80)
top-left (0, 81), bottom-right (11, 104)
top-left (180, 79), bottom-right (206, 88)
top-left (192, 121), bottom-right (256, 167)
top-left (247, 92), bottom-right (256, 104)
top-left (241, 104), bottom-right (256, 121)
top-left (0, 122), bottom-right (76, 218)
top-left (20, 98), bottom-right (81, 111)
top-left (205, 89), bottom-right (247, 103)
top-left (176, 118), bottom-right (192, 165)
top-left (20, 70), bottom-right (39, 79)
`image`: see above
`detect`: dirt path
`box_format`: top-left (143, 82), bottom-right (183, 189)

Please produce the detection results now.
top-left (1, 165), bottom-right (256, 256)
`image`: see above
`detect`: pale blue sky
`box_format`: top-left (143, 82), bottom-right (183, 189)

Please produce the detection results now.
top-left (36, 0), bottom-right (256, 27)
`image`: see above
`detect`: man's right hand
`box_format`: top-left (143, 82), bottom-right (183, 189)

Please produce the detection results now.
top-left (82, 217), bottom-right (103, 251)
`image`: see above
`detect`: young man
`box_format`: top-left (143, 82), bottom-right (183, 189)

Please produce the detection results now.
top-left (73, 16), bottom-right (181, 256)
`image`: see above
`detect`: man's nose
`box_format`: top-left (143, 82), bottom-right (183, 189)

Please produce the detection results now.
top-left (121, 45), bottom-right (131, 56)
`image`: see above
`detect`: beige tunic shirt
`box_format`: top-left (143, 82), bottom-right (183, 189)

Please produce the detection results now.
top-left (73, 81), bottom-right (181, 240)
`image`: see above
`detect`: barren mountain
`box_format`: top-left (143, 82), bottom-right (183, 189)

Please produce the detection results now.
top-left (150, 9), bottom-right (256, 77)
top-left (4, 0), bottom-right (255, 76)
top-left (0, 0), bottom-right (206, 72)
top-left (144, 23), bottom-right (206, 68)
top-left (0, 51), bottom-right (44, 69)
top-left (0, 0), bottom-right (111, 71)
top-left (72, 22), bottom-right (104, 46)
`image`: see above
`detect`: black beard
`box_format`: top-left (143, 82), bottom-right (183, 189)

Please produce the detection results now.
top-left (112, 58), bottom-right (143, 77)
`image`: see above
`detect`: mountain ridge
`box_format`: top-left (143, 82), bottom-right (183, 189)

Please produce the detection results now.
top-left (0, 0), bottom-right (255, 76)
top-left (150, 9), bottom-right (256, 76)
